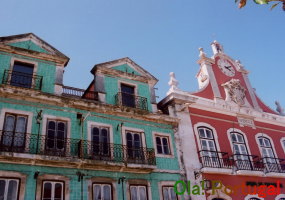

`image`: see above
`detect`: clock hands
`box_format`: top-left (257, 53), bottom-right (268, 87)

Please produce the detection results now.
top-left (225, 66), bottom-right (233, 72)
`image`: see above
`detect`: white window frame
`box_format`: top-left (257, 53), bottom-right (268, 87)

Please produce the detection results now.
top-left (0, 178), bottom-right (19, 200)
top-left (10, 57), bottom-right (38, 76)
top-left (129, 185), bottom-right (148, 200)
top-left (122, 127), bottom-right (146, 148)
top-left (42, 181), bottom-right (64, 200)
top-left (153, 132), bottom-right (174, 158)
top-left (92, 183), bottom-right (112, 200)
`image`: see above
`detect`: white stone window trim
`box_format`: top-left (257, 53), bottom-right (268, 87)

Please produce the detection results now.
top-left (244, 194), bottom-right (264, 200)
top-left (87, 121), bottom-right (114, 144)
top-left (41, 114), bottom-right (71, 153)
top-left (36, 174), bottom-right (69, 200)
top-left (275, 194), bottom-right (285, 200)
top-left (255, 133), bottom-right (279, 161)
top-left (0, 171), bottom-right (27, 200)
top-left (42, 181), bottom-right (64, 200)
top-left (121, 126), bottom-right (146, 148)
top-left (125, 180), bottom-right (151, 200)
top-left (280, 137), bottom-right (285, 156)
top-left (226, 128), bottom-right (252, 158)
top-left (193, 122), bottom-right (221, 153)
top-left (0, 108), bottom-right (33, 149)
top-left (88, 177), bottom-right (117, 200)
top-left (158, 181), bottom-right (181, 200)
top-left (152, 132), bottom-right (174, 158)
top-left (118, 80), bottom-right (138, 96)
top-left (10, 57), bottom-right (38, 76)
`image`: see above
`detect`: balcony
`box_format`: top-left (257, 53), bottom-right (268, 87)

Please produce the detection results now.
top-left (0, 132), bottom-right (156, 166)
top-left (2, 70), bottom-right (42, 90)
top-left (232, 154), bottom-right (264, 172)
top-left (115, 92), bottom-right (148, 111)
top-left (263, 157), bottom-right (285, 173)
top-left (62, 86), bottom-right (98, 101)
top-left (198, 150), bottom-right (233, 169)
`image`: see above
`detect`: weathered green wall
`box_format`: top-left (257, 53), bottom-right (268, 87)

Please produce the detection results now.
top-left (9, 41), bottom-right (49, 54)
top-left (112, 64), bottom-right (142, 76)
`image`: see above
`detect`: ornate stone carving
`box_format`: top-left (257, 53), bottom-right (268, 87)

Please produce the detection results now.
top-left (167, 72), bottom-right (180, 94)
top-left (222, 79), bottom-right (246, 105)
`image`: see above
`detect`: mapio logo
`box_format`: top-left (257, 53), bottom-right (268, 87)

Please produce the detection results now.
top-left (174, 180), bottom-right (281, 198)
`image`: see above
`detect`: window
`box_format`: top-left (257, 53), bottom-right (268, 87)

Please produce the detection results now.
top-left (126, 131), bottom-right (144, 160)
top-left (198, 127), bottom-right (218, 158)
top-left (162, 186), bottom-right (177, 200)
top-left (46, 120), bottom-right (66, 155)
top-left (155, 136), bottom-right (170, 155)
top-left (258, 137), bottom-right (276, 163)
top-left (91, 126), bottom-right (110, 157)
top-left (11, 61), bottom-right (34, 88)
top-left (1, 113), bottom-right (27, 151)
top-left (42, 181), bottom-right (64, 200)
top-left (130, 185), bottom-right (147, 200)
top-left (0, 178), bottom-right (19, 200)
top-left (231, 132), bottom-right (250, 162)
top-left (121, 84), bottom-right (135, 108)
top-left (93, 183), bottom-right (112, 200)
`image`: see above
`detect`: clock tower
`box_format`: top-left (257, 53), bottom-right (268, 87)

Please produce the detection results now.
top-left (195, 40), bottom-right (276, 113)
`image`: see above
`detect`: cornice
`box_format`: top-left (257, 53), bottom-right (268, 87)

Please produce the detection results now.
top-left (0, 85), bottom-right (178, 127)
top-left (0, 44), bottom-right (69, 66)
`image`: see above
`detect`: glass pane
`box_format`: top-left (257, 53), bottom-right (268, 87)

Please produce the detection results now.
top-left (169, 188), bottom-right (177, 200)
top-left (162, 138), bottom-right (170, 155)
top-left (93, 185), bottom-right (101, 200)
top-left (103, 185), bottom-right (111, 200)
top-left (14, 116), bottom-right (26, 147)
top-left (134, 134), bottom-right (141, 148)
top-left (231, 134), bottom-right (237, 142)
top-left (237, 134), bottom-right (243, 143)
top-left (258, 138), bottom-right (263, 146)
top-left (130, 187), bottom-right (137, 200)
top-left (0, 180), bottom-right (6, 200)
top-left (201, 140), bottom-right (208, 150)
top-left (206, 129), bottom-right (212, 139)
top-left (43, 182), bottom-right (52, 198)
top-left (264, 139), bottom-right (270, 147)
top-left (3, 115), bottom-right (15, 146)
top-left (57, 122), bottom-right (65, 131)
top-left (48, 121), bottom-right (56, 131)
top-left (139, 187), bottom-right (146, 200)
top-left (156, 137), bottom-right (162, 154)
top-left (163, 187), bottom-right (169, 200)
top-left (127, 133), bottom-right (133, 147)
top-left (198, 129), bottom-right (205, 138)
top-left (54, 183), bottom-right (62, 199)
top-left (7, 180), bottom-right (18, 200)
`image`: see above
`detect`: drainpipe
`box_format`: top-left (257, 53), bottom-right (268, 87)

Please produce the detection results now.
top-left (118, 176), bottom-right (126, 200)
top-left (35, 110), bottom-right (42, 154)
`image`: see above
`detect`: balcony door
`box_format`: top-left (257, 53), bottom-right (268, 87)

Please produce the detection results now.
top-left (126, 131), bottom-right (144, 162)
top-left (11, 61), bottom-right (34, 88)
top-left (91, 126), bottom-right (110, 158)
top-left (231, 132), bottom-right (250, 170)
top-left (1, 114), bottom-right (27, 152)
top-left (121, 84), bottom-right (135, 108)
top-left (258, 137), bottom-right (277, 171)
top-left (198, 127), bottom-right (219, 167)
top-left (45, 120), bottom-right (66, 156)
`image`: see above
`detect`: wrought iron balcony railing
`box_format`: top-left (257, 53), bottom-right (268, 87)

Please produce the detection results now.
top-left (115, 92), bottom-right (148, 111)
top-left (262, 157), bottom-right (285, 173)
top-left (2, 70), bottom-right (43, 90)
top-left (231, 154), bottom-right (264, 171)
top-left (0, 132), bottom-right (156, 166)
top-left (198, 150), bottom-right (233, 169)
top-left (62, 86), bottom-right (98, 101)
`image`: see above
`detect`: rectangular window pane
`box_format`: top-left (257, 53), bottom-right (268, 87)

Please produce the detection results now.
top-left (130, 186), bottom-right (137, 200)
top-left (139, 187), bottom-right (146, 200)
top-left (93, 185), bottom-right (101, 200)
top-left (54, 183), bottom-right (62, 199)
top-left (103, 185), bottom-right (111, 200)
top-left (0, 180), bottom-right (6, 200)
top-left (43, 182), bottom-right (52, 199)
top-left (7, 180), bottom-right (18, 200)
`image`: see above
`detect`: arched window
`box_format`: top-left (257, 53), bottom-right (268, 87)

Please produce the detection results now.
top-left (258, 136), bottom-right (277, 172)
top-left (230, 132), bottom-right (250, 170)
top-left (198, 127), bottom-right (219, 167)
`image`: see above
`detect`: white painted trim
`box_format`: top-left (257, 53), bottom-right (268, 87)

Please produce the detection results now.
top-left (125, 180), bottom-right (151, 200)
top-left (121, 126), bottom-right (146, 148)
top-left (0, 171), bottom-right (27, 200)
top-left (41, 114), bottom-right (71, 138)
top-left (275, 194), bottom-right (285, 200)
top-left (152, 132), bottom-right (174, 158)
top-left (226, 128), bottom-right (252, 156)
top-left (201, 168), bottom-right (232, 175)
top-left (244, 194), bottom-right (264, 200)
top-left (10, 57), bottom-right (38, 76)
top-left (255, 133), bottom-right (279, 160)
top-left (193, 122), bottom-right (221, 153)
top-left (280, 137), bottom-right (285, 156)
top-left (87, 121), bottom-right (114, 144)
top-left (118, 80), bottom-right (138, 96)
top-left (236, 170), bottom-right (263, 176)
top-left (158, 181), bottom-right (182, 200)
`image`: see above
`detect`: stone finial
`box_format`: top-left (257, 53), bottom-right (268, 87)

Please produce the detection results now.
top-left (168, 72), bottom-right (180, 94)
top-left (275, 101), bottom-right (285, 116)
top-left (211, 40), bottom-right (223, 55)
top-left (235, 60), bottom-right (245, 70)
top-left (199, 47), bottom-right (206, 58)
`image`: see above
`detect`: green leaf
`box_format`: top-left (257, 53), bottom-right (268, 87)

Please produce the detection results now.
top-left (270, 2), bottom-right (280, 10)
top-left (253, 0), bottom-right (268, 5)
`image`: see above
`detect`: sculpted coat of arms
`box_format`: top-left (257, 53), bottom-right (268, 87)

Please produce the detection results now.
top-left (222, 79), bottom-right (246, 105)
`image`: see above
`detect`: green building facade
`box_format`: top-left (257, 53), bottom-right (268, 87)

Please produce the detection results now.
top-left (0, 33), bottom-right (182, 200)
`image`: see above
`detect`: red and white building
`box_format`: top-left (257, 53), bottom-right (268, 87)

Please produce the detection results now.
top-left (159, 41), bottom-right (285, 200)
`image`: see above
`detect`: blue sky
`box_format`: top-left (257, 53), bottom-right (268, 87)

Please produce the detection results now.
top-left (1, 0), bottom-right (284, 110)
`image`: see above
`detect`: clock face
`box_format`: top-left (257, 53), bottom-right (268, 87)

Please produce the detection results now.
top-left (217, 58), bottom-right (235, 77)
